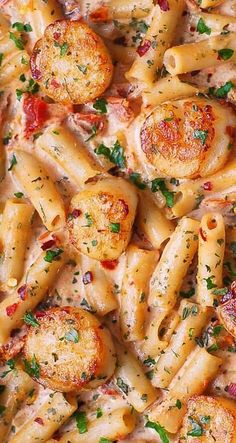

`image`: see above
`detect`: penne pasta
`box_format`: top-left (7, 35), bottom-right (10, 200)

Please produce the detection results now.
top-left (80, 254), bottom-right (118, 315)
top-left (8, 392), bottom-right (77, 443)
top-left (126, 0), bottom-right (184, 86)
top-left (142, 76), bottom-right (200, 107)
top-left (149, 347), bottom-right (222, 433)
top-left (106, 0), bottom-right (153, 19)
top-left (0, 369), bottom-right (35, 443)
top-left (11, 150), bottom-right (65, 231)
top-left (197, 212), bottom-right (225, 306)
top-left (164, 32), bottom-right (236, 75)
top-left (115, 342), bottom-right (157, 412)
top-left (48, 407), bottom-right (136, 443)
top-left (172, 159), bottom-right (236, 217)
top-left (152, 300), bottom-right (211, 387)
top-left (0, 199), bottom-right (34, 289)
top-left (0, 249), bottom-right (65, 345)
top-left (120, 244), bottom-right (158, 341)
top-left (36, 126), bottom-right (102, 188)
top-left (149, 217), bottom-right (199, 311)
top-left (137, 191), bottom-right (175, 248)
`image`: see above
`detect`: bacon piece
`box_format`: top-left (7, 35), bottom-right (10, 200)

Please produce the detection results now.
top-left (23, 94), bottom-right (49, 139)
top-left (203, 181), bottom-right (213, 191)
top-left (34, 417), bottom-right (44, 425)
top-left (155, 0), bottom-right (170, 11)
top-left (69, 112), bottom-right (106, 137)
top-left (107, 97), bottom-right (134, 124)
top-left (226, 383), bottom-right (236, 397)
top-left (89, 6), bottom-right (109, 22)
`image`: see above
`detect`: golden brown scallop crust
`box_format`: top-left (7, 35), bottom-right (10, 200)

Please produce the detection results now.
top-left (23, 307), bottom-right (116, 392)
top-left (179, 395), bottom-right (236, 442)
top-left (67, 177), bottom-right (138, 261)
top-left (140, 98), bottom-right (235, 178)
top-left (30, 20), bottom-right (113, 104)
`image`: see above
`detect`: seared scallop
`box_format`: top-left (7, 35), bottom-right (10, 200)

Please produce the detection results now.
top-left (179, 395), bottom-right (236, 442)
top-left (23, 307), bottom-right (116, 392)
top-left (140, 98), bottom-right (236, 178)
top-left (30, 20), bottom-right (113, 104)
top-left (67, 177), bottom-right (138, 261)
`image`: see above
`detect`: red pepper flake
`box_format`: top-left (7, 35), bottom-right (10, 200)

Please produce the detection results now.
top-left (203, 181), bottom-right (213, 191)
top-left (226, 382), bottom-right (236, 397)
top-left (35, 310), bottom-right (46, 318)
top-left (190, 26), bottom-right (196, 32)
top-left (71, 209), bottom-right (81, 219)
top-left (34, 417), bottom-right (44, 425)
top-left (53, 32), bottom-right (61, 40)
top-left (199, 227), bottom-right (207, 241)
top-left (51, 78), bottom-right (61, 89)
top-left (41, 238), bottom-right (56, 251)
top-left (101, 260), bottom-right (118, 270)
top-left (6, 303), bottom-right (19, 317)
top-left (82, 271), bottom-right (93, 285)
top-left (155, 0), bottom-right (170, 11)
top-left (137, 40), bottom-right (151, 57)
top-left (17, 284), bottom-right (27, 300)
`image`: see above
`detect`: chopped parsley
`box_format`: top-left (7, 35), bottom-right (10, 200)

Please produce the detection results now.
top-left (85, 125), bottom-right (97, 142)
top-left (182, 305), bottom-right (198, 320)
top-left (109, 222), bottom-right (120, 233)
top-left (93, 98), bottom-right (107, 114)
top-left (145, 421), bottom-right (169, 443)
top-left (64, 328), bottom-right (79, 343)
top-left (77, 64), bottom-right (87, 74)
top-left (0, 53), bottom-right (3, 67)
top-left (187, 416), bottom-right (203, 437)
top-left (44, 248), bottom-right (64, 263)
top-left (12, 22), bottom-right (32, 32)
top-left (217, 48), bottom-right (234, 60)
top-left (193, 129), bottom-right (208, 145)
top-left (23, 311), bottom-right (39, 327)
top-left (99, 439), bottom-right (112, 443)
top-left (196, 18), bottom-right (211, 35)
top-left (96, 407), bottom-right (103, 418)
top-left (208, 81), bottom-right (233, 98)
top-left (1, 359), bottom-right (16, 378)
top-left (175, 399), bottom-right (182, 409)
top-left (0, 406), bottom-right (6, 417)
top-left (8, 154), bottom-right (17, 171)
top-left (84, 213), bottom-right (93, 227)
top-left (74, 411), bottom-right (87, 434)
top-left (95, 140), bottom-right (126, 168)
top-left (204, 276), bottom-right (217, 290)
top-left (151, 178), bottom-right (175, 208)
top-left (54, 41), bottom-right (68, 56)
top-left (9, 32), bottom-right (24, 50)
top-left (179, 287), bottom-right (195, 298)
top-left (116, 377), bottom-right (129, 395)
top-left (23, 355), bottom-right (40, 379)
top-left (129, 172), bottom-right (146, 189)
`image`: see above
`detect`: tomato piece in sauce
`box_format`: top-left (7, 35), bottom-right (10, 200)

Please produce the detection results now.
top-left (23, 94), bottom-right (49, 139)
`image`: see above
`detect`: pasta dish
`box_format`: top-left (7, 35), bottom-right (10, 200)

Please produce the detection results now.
top-left (0, 0), bottom-right (236, 441)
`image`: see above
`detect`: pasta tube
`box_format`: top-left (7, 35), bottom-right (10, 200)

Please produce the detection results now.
top-left (36, 126), bottom-right (102, 188)
top-left (0, 199), bottom-right (34, 289)
top-left (0, 249), bottom-right (65, 345)
top-left (48, 407), bottom-right (135, 443)
top-left (115, 342), bottom-right (157, 412)
top-left (152, 300), bottom-right (211, 387)
top-left (164, 33), bottom-right (236, 75)
top-left (0, 370), bottom-right (35, 443)
top-left (8, 392), bottom-right (77, 443)
top-left (126, 0), bottom-right (184, 86)
top-left (149, 348), bottom-right (222, 433)
top-left (120, 245), bottom-right (158, 341)
top-left (172, 159), bottom-right (236, 217)
top-left (149, 217), bottom-right (199, 311)
top-left (11, 150), bottom-right (65, 231)
top-left (137, 192), bottom-right (174, 249)
top-left (197, 213), bottom-right (225, 306)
